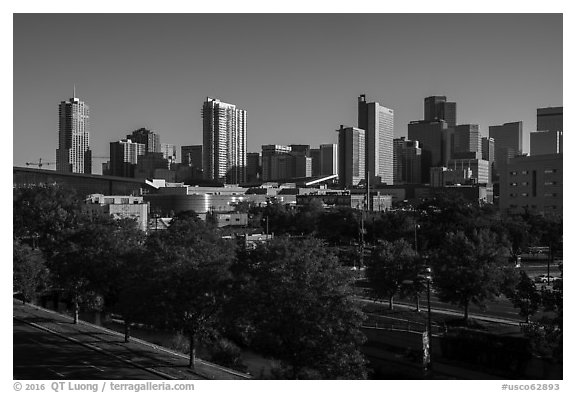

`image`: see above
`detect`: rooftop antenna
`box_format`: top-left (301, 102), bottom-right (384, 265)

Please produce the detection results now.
top-left (73, 84), bottom-right (76, 98)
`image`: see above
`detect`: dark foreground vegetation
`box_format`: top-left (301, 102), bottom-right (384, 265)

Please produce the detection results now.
top-left (14, 185), bottom-right (562, 378)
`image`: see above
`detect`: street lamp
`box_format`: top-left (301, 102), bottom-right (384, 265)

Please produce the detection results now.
top-left (424, 266), bottom-right (433, 376)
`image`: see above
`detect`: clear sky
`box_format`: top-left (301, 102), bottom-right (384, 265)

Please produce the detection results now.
top-left (13, 13), bottom-right (562, 174)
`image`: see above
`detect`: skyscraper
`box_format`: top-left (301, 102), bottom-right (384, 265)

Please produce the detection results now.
top-left (489, 121), bottom-right (523, 169)
top-left (127, 128), bottom-right (161, 154)
top-left (358, 94), bottom-right (394, 185)
top-left (337, 125), bottom-right (365, 187)
top-left (393, 137), bottom-right (422, 185)
top-left (319, 144), bottom-right (338, 176)
top-left (161, 143), bottom-right (177, 168)
top-left (261, 145), bottom-right (291, 181)
top-left (246, 152), bottom-right (261, 183)
top-left (202, 97), bottom-right (247, 184)
top-left (454, 124), bottom-right (481, 154)
top-left (424, 96), bottom-right (457, 128)
top-left (407, 119), bottom-right (450, 183)
top-left (537, 107), bottom-right (563, 133)
top-left (109, 139), bottom-right (145, 177)
top-left (56, 90), bottom-right (92, 174)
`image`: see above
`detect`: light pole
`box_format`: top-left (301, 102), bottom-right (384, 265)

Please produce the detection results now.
top-left (424, 266), bottom-right (433, 376)
top-left (414, 224), bottom-right (420, 253)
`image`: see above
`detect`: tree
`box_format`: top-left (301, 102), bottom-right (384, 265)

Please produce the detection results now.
top-left (49, 211), bottom-right (142, 324)
top-left (365, 239), bottom-right (423, 310)
top-left (144, 215), bottom-right (235, 370)
top-left (13, 240), bottom-right (49, 304)
top-left (504, 270), bottom-right (542, 323)
top-left (429, 229), bottom-right (510, 322)
top-left (13, 184), bottom-right (82, 258)
top-left (232, 237), bottom-right (367, 379)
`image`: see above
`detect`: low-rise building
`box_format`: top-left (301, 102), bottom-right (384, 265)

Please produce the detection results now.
top-left (84, 194), bottom-right (149, 231)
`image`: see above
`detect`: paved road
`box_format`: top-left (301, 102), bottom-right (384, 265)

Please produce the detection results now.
top-left (13, 300), bottom-right (250, 380)
top-left (14, 319), bottom-right (165, 380)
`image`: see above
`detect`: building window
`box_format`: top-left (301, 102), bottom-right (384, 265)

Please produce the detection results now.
top-left (521, 193), bottom-right (529, 197)
top-left (510, 182), bottom-right (517, 186)
top-left (544, 169), bottom-right (557, 174)
top-left (544, 181), bottom-right (557, 186)
top-left (510, 193), bottom-right (517, 197)
top-left (521, 170), bottom-right (529, 175)
top-left (510, 171), bottom-right (517, 175)
top-left (544, 193), bottom-right (557, 198)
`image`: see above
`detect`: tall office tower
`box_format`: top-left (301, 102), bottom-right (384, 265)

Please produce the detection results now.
top-left (358, 94), bottom-right (394, 185)
top-left (537, 107), bottom-right (563, 132)
top-left (481, 137), bottom-right (495, 162)
top-left (289, 144), bottom-right (310, 156)
top-left (181, 145), bottom-right (203, 169)
top-left (202, 97), bottom-right (247, 183)
top-left (337, 125), bottom-right (365, 187)
top-left (293, 155), bottom-right (312, 178)
top-left (489, 121), bottom-right (523, 170)
top-left (127, 128), bottom-right (161, 154)
top-left (261, 145), bottom-right (291, 181)
top-left (530, 131), bottom-right (563, 156)
top-left (161, 143), bottom-right (177, 168)
top-left (408, 119), bottom-right (450, 183)
top-left (454, 124), bottom-right (481, 154)
top-left (482, 137), bottom-right (495, 184)
top-left (424, 96), bottom-right (457, 128)
top-left (310, 148), bottom-right (321, 177)
top-left (393, 137), bottom-right (422, 185)
top-left (320, 144), bottom-right (338, 176)
top-left (246, 152), bottom-right (261, 183)
top-left (109, 139), bottom-right (145, 177)
top-left (56, 91), bottom-right (92, 174)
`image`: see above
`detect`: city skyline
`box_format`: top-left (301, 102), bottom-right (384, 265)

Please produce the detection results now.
top-left (13, 14), bottom-right (562, 174)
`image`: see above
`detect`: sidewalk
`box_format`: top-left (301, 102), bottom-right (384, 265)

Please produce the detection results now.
top-left (13, 299), bottom-right (251, 380)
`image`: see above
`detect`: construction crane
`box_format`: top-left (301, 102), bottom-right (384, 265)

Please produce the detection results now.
top-left (26, 158), bottom-right (55, 168)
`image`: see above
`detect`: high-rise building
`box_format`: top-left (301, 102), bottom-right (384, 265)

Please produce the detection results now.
top-left (127, 128), bottom-right (161, 154)
top-left (289, 144), bottom-right (310, 156)
top-left (56, 91), bottom-right (92, 174)
top-left (424, 96), bottom-right (457, 128)
top-left (109, 139), bottom-right (145, 177)
top-left (358, 94), bottom-right (394, 185)
top-left (481, 137), bottom-right (495, 163)
top-left (320, 144), bottom-right (338, 176)
top-left (337, 125), bottom-right (365, 187)
top-left (393, 137), bottom-right (422, 185)
top-left (181, 145), bottom-right (203, 170)
top-left (246, 152), bottom-right (261, 183)
top-left (454, 124), bottom-right (481, 154)
top-left (407, 119), bottom-right (450, 183)
top-left (537, 107), bottom-right (563, 133)
top-left (202, 97), bottom-right (247, 184)
top-left (489, 121), bottom-right (523, 170)
top-left (261, 145), bottom-right (291, 181)
top-left (310, 148), bottom-right (321, 177)
top-left (482, 137), bottom-right (495, 184)
top-left (161, 143), bottom-right (177, 169)
top-left (530, 131), bottom-right (563, 156)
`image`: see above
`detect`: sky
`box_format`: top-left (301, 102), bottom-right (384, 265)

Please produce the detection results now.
top-left (13, 13), bottom-right (562, 174)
